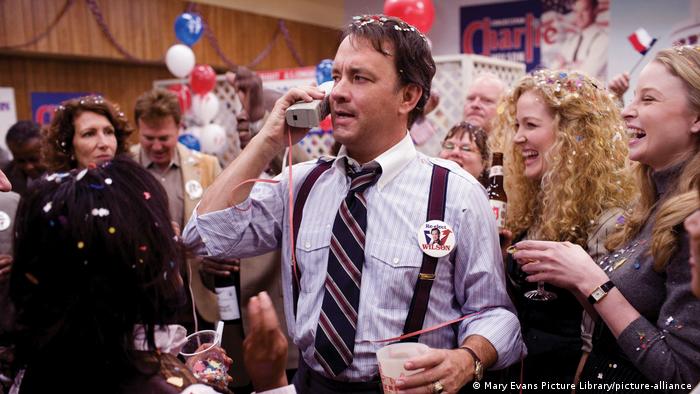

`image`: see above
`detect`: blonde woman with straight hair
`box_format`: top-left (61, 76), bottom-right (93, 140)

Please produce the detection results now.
top-left (499, 69), bottom-right (635, 385)
top-left (512, 46), bottom-right (700, 389)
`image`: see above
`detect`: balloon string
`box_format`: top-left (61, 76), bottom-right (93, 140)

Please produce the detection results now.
top-left (371, 309), bottom-right (491, 343)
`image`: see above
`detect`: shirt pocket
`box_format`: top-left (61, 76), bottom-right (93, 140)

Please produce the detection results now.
top-left (369, 241), bottom-right (424, 310)
top-left (294, 228), bottom-right (330, 294)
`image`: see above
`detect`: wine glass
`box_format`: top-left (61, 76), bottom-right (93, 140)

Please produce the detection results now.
top-left (524, 281), bottom-right (557, 301)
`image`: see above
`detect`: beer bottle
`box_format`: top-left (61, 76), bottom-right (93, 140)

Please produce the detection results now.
top-left (487, 152), bottom-right (507, 230)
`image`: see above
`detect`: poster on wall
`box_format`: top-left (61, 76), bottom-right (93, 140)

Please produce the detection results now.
top-left (31, 92), bottom-right (92, 126)
top-left (0, 88), bottom-right (18, 153)
top-left (460, 0), bottom-right (610, 82)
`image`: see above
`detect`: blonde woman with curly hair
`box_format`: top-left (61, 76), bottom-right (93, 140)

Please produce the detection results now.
top-left (500, 69), bottom-right (635, 385)
top-left (513, 46), bottom-right (700, 389)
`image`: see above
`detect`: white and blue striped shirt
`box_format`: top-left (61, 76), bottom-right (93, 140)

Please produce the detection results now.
top-left (183, 133), bottom-right (526, 382)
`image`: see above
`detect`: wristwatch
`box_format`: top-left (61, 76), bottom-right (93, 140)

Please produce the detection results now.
top-left (588, 280), bottom-right (615, 305)
top-left (459, 346), bottom-right (483, 381)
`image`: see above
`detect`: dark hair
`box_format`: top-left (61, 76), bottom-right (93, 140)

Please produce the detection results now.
top-left (134, 88), bottom-right (182, 127)
top-left (431, 228), bottom-right (440, 234)
top-left (43, 95), bottom-right (133, 172)
top-left (343, 15), bottom-right (436, 127)
top-left (6, 121), bottom-right (41, 148)
top-left (9, 156), bottom-right (184, 392)
top-left (444, 121), bottom-right (490, 183)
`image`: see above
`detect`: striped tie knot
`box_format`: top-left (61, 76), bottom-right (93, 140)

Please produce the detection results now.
top-left (347, 162), bottom-right (382, 195)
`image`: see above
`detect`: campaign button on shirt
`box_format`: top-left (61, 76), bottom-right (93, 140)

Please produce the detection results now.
top-left (416, 220), bottom-right (456, 258)
top-left (185, 180), bottom-right (203, 199)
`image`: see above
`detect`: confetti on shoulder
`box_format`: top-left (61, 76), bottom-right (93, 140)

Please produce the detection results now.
top-left (43, 202), bottom-right (53, 213)
top-left (76, 168), bottom-right (88, 181)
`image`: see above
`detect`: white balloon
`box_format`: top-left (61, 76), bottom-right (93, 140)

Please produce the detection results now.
top-left (191, 93), bottom-right (220, 124)
top-left (165, 44), bottom-right (195, 78)
top-left (185, 125), bottom-right (202, 139)
top-left (200, 123), bottom-right (227, 154)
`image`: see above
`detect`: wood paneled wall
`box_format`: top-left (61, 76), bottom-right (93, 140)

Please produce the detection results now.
top-left (0, 55), bottom-right (173, 122)
top-left (0, 0), bottom-right (342, 120)
top-left (0, 0), bottom-right (341, 68)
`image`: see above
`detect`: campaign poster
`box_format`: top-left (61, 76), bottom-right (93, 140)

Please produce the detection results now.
top-left (31, 92), bottom-right (92, 126)
top-left (460, 1), bottom-right (542, 70)
top-left (460, 0), bottom-right (610, 82)
top-left (0, 88), bottom-right (17, 152)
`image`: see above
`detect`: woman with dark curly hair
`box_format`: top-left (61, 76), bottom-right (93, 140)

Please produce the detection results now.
top-left (43, 95), bottom-right (133, 171)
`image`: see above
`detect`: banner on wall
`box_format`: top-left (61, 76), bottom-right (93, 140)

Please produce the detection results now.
top-left (31, 92), bottom-right (92, 126)
top-left (0, 88), bottom-right (18, 153)
top-left (460, 0), bottom-right (610, 82)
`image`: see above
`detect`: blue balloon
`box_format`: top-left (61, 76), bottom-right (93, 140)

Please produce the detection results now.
top-left (178, 133), bottom-right (201, 151)
top-left (174, 12), bottom-right (204, 46)
top-left (315, 59), bottom-right (333, 85)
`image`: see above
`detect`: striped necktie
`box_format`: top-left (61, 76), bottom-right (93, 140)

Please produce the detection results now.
top-left (313, 161), bottom-right (382, 376)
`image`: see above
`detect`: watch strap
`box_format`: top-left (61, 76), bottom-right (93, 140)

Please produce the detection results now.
top-left (458, 346), bottom-right (483, 380)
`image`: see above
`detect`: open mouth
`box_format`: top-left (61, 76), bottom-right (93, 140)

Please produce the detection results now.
top-left (522, 150), bottom-right (539, 162)
top-left (333, 110), bottom-right (355, 119)
top-left (627, 127), bottom-right (646, 139)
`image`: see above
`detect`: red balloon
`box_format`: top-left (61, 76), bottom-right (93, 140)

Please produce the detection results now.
top-left (168, 83), bottom-right (192, 113)
top-left (383, 0), bottom-right (435, 33)
top-left (189, 64), bottom-right (217, 95)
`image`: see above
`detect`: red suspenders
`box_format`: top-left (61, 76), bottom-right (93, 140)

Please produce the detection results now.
top-left (291, 159), bottom-right (449, 340)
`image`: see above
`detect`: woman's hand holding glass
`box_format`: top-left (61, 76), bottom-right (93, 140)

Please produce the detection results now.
top-left (512, 240), bottom-right (609, 298)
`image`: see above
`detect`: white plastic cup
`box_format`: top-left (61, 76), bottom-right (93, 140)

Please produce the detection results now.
top-left (376, 342), bottom-right (430, 393)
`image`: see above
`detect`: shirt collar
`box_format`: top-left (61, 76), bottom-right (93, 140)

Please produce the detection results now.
top-left (142, 146), bottom-right (181, 170)
top-left (334, 132), bottom-right (416, 190)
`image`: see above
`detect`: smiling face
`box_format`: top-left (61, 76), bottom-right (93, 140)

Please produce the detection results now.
top-left (72, 111), bottom-right (118, 169)
top-left (513, 90), bottom-right (557, 180)
top-left (330, 35), bottom-right (419, 163)
top-left (622, 62), bottom-right (700, 171)
top-left (138, 116), bottom-right (179, 169)
top-left (439, 132), bottom-right (484, 179)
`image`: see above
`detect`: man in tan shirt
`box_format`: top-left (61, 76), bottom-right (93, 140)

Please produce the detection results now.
top-left (131, 88), bottom-right (226, 332)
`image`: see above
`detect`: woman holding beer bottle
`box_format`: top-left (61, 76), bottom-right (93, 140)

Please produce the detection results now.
top-left (511, 47), bottom-right (700, 389)
top-left (497, 69), bottom-right (636, 385)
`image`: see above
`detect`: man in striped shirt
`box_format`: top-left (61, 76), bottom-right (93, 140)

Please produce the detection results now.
top-left (184, 14), bottom-right (525, 394)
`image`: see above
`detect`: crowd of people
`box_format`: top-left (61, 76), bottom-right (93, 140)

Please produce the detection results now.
top-left (0, 11), bottom-right (698, 394)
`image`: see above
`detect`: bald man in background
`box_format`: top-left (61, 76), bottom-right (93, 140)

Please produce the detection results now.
top-left (463, 73), bottom-right (507, 135)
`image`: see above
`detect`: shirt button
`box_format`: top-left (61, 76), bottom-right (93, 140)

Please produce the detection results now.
top-left (305, 241), bottom-right (311, 250)
top-left (393, 257), bottom-right (399, 265)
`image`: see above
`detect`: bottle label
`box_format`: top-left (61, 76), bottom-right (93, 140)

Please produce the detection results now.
top-left (489, 165), bottom-right (503, 177)
top-left (490, 200), bottom-right (507, 229)
top-left (215, 285), bottom-right (241, 321)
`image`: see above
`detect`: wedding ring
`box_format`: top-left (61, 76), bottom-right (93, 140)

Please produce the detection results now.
top-left (431, 380), bottom-right (445, 394)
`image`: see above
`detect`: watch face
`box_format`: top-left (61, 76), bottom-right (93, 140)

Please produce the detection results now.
top-left (592, 288), bottom-right (606, 300)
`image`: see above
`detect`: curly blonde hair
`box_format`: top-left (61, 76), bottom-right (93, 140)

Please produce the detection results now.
top-left (501, 70), bottom-right (636, 246)
top-left (43, 95), bottom-right (133, 172)
top-left (607, 47), bottom-right (700, 270)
